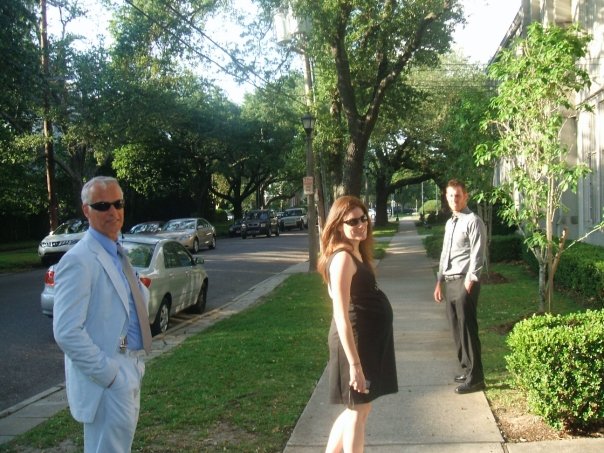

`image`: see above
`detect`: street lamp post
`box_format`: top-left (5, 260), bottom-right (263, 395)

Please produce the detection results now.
top-left (274, 9), bottom-right (325, 270)
top-left (301, 113), bottom-right (318, 272)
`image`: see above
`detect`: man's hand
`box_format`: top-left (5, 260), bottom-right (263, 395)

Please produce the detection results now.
top-left (465, 280), bottom-right (473, 294)
top-left (433, 281), bottom-right (443, 303)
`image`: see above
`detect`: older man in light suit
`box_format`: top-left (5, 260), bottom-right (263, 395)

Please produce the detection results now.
top-left (53, 176), bottom-right (152, 453)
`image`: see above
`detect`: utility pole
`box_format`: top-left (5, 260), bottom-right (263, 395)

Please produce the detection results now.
top-left (40, 0), bottom-right (58, 231)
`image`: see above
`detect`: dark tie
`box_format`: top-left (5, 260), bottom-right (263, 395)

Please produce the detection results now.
top-left (445, 216), bottom-right (458, 271)
top-left (117, 244), bottom-right (152, 354)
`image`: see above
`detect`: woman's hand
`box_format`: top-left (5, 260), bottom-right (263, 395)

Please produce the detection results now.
top-left (349, 363), bottom-right (369, 394)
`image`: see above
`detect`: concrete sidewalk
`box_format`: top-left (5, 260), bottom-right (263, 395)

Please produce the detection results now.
top-left (283, 218), bottom-right (604, 452)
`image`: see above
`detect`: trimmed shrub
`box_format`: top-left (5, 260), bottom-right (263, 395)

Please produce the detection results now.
top-left (556, 242), bottom-right (604, 307)
top-left (506, 310), bottom-right (604, 431)
top-left (520, 240), bottom-right (604, 308)
top-left (422, 233), bottom-right (522, 263)
top-left (490, 234), bottom-right (523, 262)
top-left (423, 234), bottom-right (443, 260)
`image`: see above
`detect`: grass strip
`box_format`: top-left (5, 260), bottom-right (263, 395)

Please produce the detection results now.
top-left (0, 273), bottom-right (332, 453)
top-left (0, 248), bottom-right (41, 272)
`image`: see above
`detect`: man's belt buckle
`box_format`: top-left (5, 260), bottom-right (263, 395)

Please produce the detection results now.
top-left (119, 336), bottom-right (127, 353)
top-left (445, 274), bottom-right (465, 282)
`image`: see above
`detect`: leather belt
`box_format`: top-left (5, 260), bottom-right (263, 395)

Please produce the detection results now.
top-left (444, 274), bottom-right (465, 282)
top-left (122, 349), bottom-right (146, 358)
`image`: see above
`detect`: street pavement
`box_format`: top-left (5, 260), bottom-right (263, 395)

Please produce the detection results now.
top-left (1, 218), bottom-right (602, 452)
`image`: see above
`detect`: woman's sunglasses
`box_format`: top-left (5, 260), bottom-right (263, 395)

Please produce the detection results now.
top-left (343, 215), bottom-right (369, 227)
top-left (88, 199), bottom-right (125, 211)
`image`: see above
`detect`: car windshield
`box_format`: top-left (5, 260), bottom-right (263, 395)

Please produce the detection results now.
top-left (286, 210), bottom-right (301, 216)
top-left (130, 223), bottom-right (161, 234)
top-left (163, 220), bottom-right (195, 231)
top-left (120, 242), bottom-right (155, 268)
top-left (245, 211), bottom-right (268, 220)
top-left (53, 220), bottom-right (89, 235)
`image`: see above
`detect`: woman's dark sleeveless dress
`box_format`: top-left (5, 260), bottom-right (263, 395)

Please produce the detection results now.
top-left (328, 250), bottom-right (398, 405)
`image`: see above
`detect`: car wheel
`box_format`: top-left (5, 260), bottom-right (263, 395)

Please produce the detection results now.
top-left (209, 236), bottom-right (216, 249)
top-left (152, 297), bottom-right (170, 336)
top-left (193, 237), bottom-right (200, 254)
top-left (299, 221), bottom-right (304, 230)
top-left (191, 280), bottom-right (208, 314)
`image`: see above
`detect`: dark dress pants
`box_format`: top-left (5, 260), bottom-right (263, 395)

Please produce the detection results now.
top-left (444, 279), bottom-right (484, 385)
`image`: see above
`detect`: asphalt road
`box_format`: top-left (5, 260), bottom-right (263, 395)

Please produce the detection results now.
top-left (0, 230), bottom-right (309, 412)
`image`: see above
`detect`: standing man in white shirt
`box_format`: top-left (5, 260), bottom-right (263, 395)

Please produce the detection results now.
top-left (433, 179), bottom-right (487, 394)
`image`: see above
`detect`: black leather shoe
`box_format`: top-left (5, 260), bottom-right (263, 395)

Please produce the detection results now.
top-left (454, 374), bottom-right (467, 383)
top-left (455, 381), bottom-right (486, 394)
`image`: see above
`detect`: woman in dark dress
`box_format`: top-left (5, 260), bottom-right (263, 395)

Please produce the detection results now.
top-left (318, 196), bottom-right (398, 453)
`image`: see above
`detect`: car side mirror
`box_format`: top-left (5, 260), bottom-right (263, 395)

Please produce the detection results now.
top-left (194, 257), bottom-right (204, 265)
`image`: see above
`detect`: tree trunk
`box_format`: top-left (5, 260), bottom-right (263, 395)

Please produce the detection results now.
top-left (341, 139), bottom-right (366, 196)
top-left (374, 174), bottom-right (390, 227)
top-left (538, 261), bottom-right (547, 313)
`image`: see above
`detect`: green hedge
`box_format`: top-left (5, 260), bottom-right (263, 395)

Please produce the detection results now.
top-left (506, 310), bottom-right (604, 431)
top-left (423, 229), bottom-right (604, 306)
top-left (423, 234), bottom-right (443, 260)
top-left (422, 233), bottom-right (522, 263)
top-left (490, 235), bottom-right (523, 262)
top-left (556, 242), bottom-right (604, 306)
top-left (521, 241), bottom-right (604, 308)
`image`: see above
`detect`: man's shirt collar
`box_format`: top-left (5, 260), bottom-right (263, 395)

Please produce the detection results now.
top-left (88, 227), bottom-right (119, 258)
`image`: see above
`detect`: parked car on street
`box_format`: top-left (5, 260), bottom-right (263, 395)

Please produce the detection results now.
top-left (228, 218), bottom-right (244, 237)
top-left (241, 209), bottom-right (280, 239)
top-left (37, 219), bottom-right (89, 266)
top-left (41, 236), bottom-right (209, 335)
top-left (279, 207), bottom-right (307, 231)
top-left (157, 217), bottom-right (216, 253)
top-left (128, 220), bottom-right (165, 234)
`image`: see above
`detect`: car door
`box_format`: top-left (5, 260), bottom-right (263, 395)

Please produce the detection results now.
top-left (195, 218), bottom-right (211, 247)
top-left (173, 243), bottom-right (202, 308)
top-left (162, 242), bottom-right (193, 312)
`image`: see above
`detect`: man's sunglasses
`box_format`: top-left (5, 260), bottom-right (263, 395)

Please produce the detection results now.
top-left (88, 199), bottom-right (125, 212)
top-left (343, 215), bottom-right (369, 227)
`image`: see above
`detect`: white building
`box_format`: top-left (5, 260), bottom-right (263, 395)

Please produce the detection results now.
top-left (494, 0), bottom-right (604, 246)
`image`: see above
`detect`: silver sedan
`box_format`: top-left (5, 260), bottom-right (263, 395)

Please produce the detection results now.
top-left (157, 217), bottom-right (216, 253)
top-left (41, 236), bottom-right (209, 336)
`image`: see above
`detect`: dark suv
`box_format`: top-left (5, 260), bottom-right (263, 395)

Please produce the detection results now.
top-left (241, 209), bottom-right (280, 239)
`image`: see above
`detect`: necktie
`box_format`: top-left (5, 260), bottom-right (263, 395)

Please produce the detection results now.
top-left (444, 216), bottom-right (458, 271)
top-left (117, 244), bottom-right (152, 354)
